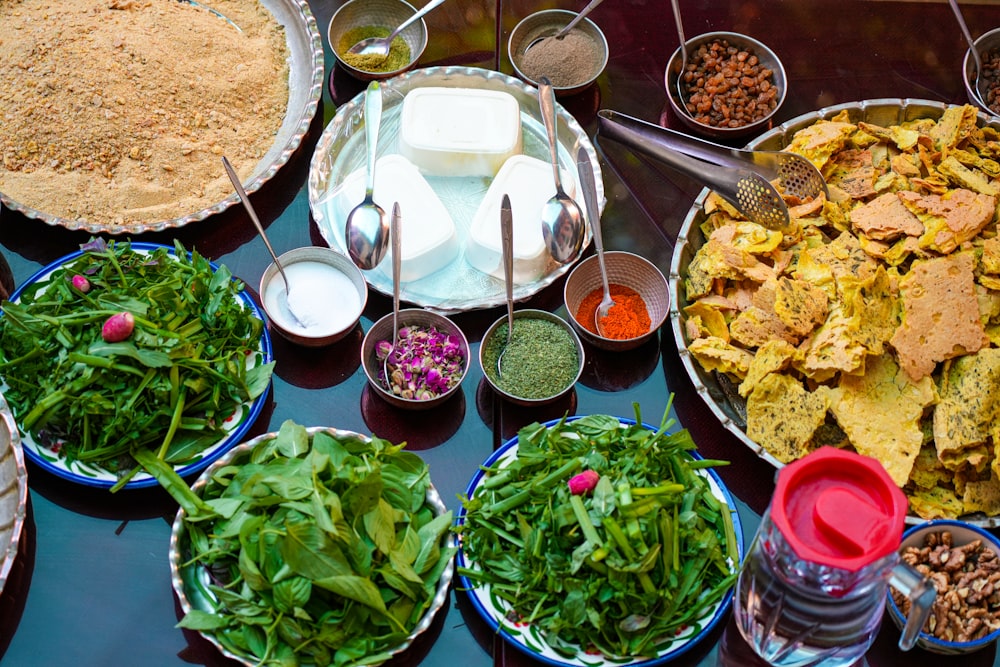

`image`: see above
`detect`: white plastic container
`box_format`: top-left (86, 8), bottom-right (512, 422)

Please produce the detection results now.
top-left (334, 154), bottom-right (459, 282)
top-left (399, 87), bottom-right (523, 177)
top-left (466, 154), bottom-right (574, 284)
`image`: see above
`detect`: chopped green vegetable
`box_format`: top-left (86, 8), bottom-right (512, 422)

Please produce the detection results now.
top-left (456, 404), bottom-right (738, 659)
top-left (0, 239), bottom-right (274, 484)
top-left (165, 421), bottom-right (455, 666)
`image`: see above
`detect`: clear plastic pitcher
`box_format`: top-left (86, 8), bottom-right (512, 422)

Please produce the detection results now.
top-left (734, 447), bottom-right (936, 667)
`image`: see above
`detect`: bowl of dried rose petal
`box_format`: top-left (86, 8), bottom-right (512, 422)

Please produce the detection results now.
top-left (361, 308), bottom-right (470, 410)
top-left (887, 519), bottom-right (1000, 654)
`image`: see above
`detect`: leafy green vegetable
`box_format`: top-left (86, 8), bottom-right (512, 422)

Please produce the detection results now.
top-left (456, 403), bottom-right (738, 659)
top-left (0, 239), bottom-right (274, 486)
top-left (169, 421), bottom-right (455, 667)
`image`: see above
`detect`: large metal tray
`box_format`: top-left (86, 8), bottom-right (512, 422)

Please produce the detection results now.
top-left (0, 0), bottom-right (324, 235)
top-left (669, 98), bottom-right (1000, 526)
top-left (308, 66), bottom-right (601, 313)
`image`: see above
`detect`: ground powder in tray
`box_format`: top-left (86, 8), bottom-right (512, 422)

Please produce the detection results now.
top-left (0, 0), bottom-right (289, 229)
top-left (519, 29), bottom-right (602, 89)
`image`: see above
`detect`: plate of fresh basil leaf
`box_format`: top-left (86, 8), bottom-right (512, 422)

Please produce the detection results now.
top-left (169, 421), bottom-right (456, 666)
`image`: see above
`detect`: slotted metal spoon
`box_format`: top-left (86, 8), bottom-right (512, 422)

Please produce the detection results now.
top-left (597, 109), bottom-right (828, 231)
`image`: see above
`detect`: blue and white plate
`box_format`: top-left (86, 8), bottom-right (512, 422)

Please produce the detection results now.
top-left (457, 416), bottom-right (744, 667)
top-left (1, 242), bottom-right (272, 489)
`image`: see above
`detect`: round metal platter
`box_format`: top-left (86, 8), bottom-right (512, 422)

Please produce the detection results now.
top-left (668, 98), bottom-right (1000, 527)
top-left (0, 0), bottom-right (324, 235)
top-left (308, 66), bottom-right (601, 314)
top-left (0, 395), bottom-right (28, 596)
top-left (456, 416), bottom-right (743, 667)
top-left (3, 242), bottom-right (273, 490)
top-left (169, 426), bottom-right (455, 667)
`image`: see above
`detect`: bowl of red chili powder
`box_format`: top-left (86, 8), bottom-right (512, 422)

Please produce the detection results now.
top-left (564, 251), bottom-right (669, 351)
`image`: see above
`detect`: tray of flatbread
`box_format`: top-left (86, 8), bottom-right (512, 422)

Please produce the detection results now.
top-left (670, 98), bottom-right (1000, 526)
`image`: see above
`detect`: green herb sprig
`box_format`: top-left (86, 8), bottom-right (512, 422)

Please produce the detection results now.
top-left (0, 239), bottom-right (274, 488)
top-left (457, 403), bottom-right (738, 659)
top-left (160, 421), bottom-right (455, 667)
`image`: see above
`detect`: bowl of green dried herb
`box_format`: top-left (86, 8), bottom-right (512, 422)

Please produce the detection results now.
top-left (328, 0), bottom-right (427, 81)
top-left (479, 309), bottom-right (584, 405)
top-left (168, 420), bottom-right (456, 667)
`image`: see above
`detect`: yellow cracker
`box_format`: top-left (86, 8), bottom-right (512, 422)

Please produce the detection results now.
top-left (746, 373), bottom-right (830, 464)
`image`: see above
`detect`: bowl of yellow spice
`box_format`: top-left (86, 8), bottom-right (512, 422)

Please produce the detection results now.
top-left (328, 0), bottom-right (427, 81)
top-left (564, 251), bottom-right (669, 351)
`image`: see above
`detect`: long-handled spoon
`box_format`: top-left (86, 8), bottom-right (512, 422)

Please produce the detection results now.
top-left (670, 0), bottom-right (693, 118)
top-left (347, 0), bottom-right (448, 58)
top-left (947, 0), bottom-right (991, 110)
top-left (345, 81), bottom-right (389, 270)
top-left (496, 194), bottom-right (515, 378)
top-left (222, 156), bottom-right (306, 328)
top-left (576, 146), bottom-right (614, 337)
top-left (538, 77), bottom-right (586, 264)
top-left (526, 0), bottom-right (607, 50)
top-left (382, 202), bottom-right (402, 387)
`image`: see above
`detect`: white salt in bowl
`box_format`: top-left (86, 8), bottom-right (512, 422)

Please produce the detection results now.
top-left (258, 246), bottom-right (367, 347)
top-left (508, 9), bottom-right (609, 96)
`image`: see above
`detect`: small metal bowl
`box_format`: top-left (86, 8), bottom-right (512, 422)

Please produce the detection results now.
top-left (887, 519), bottom-right (1000, 654)
top-left (479, 309), bottom-right (584, 406)
top-left (564, 251), bottom-right (669, 352)
top-left (508, 9), bottom-right (609, 96)
top-left (259, 246), bottom-right (367, 347)
top-left (361, 308), bottom-right (470, 410)
top-left (664, 31), bottom-right (787, 139)
top-left (963, 26), bottom-right (1000, 117)
top-left (328, 0), bottom-right (427, 81)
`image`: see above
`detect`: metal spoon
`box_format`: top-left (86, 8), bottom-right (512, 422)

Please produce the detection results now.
top-left (538, 77), bottom-right (586, 265)
top-left (526, 0), bottom-right (607, 50)
top-left (948, 0), bottom-right (991, 109)
top-left (576, 146), bottom-right (614, 337)
top-left (496, 194), bottom-right (515, 378)
top-left (382, 202), bottom-right (402, 387)
top-left (222, 156), bottom-right (306, 328)
top-left (670, 0), bottom-right (693, 118)
top-left (345, 81), bottom-right (389, 270)
top-left (347, 0), bottom-right (448, 58)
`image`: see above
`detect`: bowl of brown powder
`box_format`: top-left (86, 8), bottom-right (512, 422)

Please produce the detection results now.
top-left (508, 9), bottom-right (608, 96)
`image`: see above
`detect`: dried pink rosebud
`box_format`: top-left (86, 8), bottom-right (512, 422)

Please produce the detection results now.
top-left (101, 312), bottom-right (135, 342)
top-left (71, 274), bottom-right (91, 293)
top-left (568, 470), bottom-right (600, 495)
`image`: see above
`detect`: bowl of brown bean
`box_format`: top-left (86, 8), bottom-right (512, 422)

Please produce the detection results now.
top-left (887, 520), bottom-right (1000, 654)
top-left (563, 251), bottom-right (669, 352)
top-left (963, 26), bottom-right (1000, 118)
top-left (665, 31), bottom-right (786, 139)
top-left (508, 9), bottom-right (609, 96)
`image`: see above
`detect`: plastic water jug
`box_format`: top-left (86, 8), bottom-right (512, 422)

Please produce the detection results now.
top-left (733, 447), bottom-right (936, 667)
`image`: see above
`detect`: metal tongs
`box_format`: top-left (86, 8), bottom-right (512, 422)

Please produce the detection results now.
top-left (596, 109), bottom-right (828, 231)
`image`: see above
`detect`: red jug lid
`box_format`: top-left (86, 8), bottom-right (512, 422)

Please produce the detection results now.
top-left (771, 447), bottom-right (908, 571)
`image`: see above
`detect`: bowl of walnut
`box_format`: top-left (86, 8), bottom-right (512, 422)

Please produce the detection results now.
top-left (887, 520), bottom-right (1000, 654)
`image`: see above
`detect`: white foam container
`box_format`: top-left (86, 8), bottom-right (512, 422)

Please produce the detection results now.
top-left (335, 155), bottom-right (459, 282)
top-left (466, 154), bottom-right (575, 284)
top-left (399, 87), bottom-right (524, 177)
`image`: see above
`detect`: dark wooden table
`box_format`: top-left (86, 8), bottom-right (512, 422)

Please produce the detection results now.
top-left (1, 1), bottom-right (998, 665)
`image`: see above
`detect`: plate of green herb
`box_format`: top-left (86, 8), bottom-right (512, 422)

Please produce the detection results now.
top-left (166, 421), bottom-right (456, 667)
top-left (456, 407), bottom-right (743, 666)
top-left (0, 239), bottom-right (274, 490)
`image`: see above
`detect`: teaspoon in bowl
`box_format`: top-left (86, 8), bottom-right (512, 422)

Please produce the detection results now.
top-left (576, 146), bottom-right (614, 337)
top-left (345, 81), bottom-right (389, 270)
top-left (222, 156), bottom-right (306, 328)
top-left (497, 194), bottom-right (515, 378)
top-left (382, 202), bottom-right (402, 387)
top-left (526, 0), bottom-right (607, 51)
top-left (948, 0), bottom-right (991, 110)
top-left (670, 0), bottom-right (694, 119)
top-left (347, 0), bottom-right (448, 58)
top-left (538, 77), bottom-right (586, 264)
